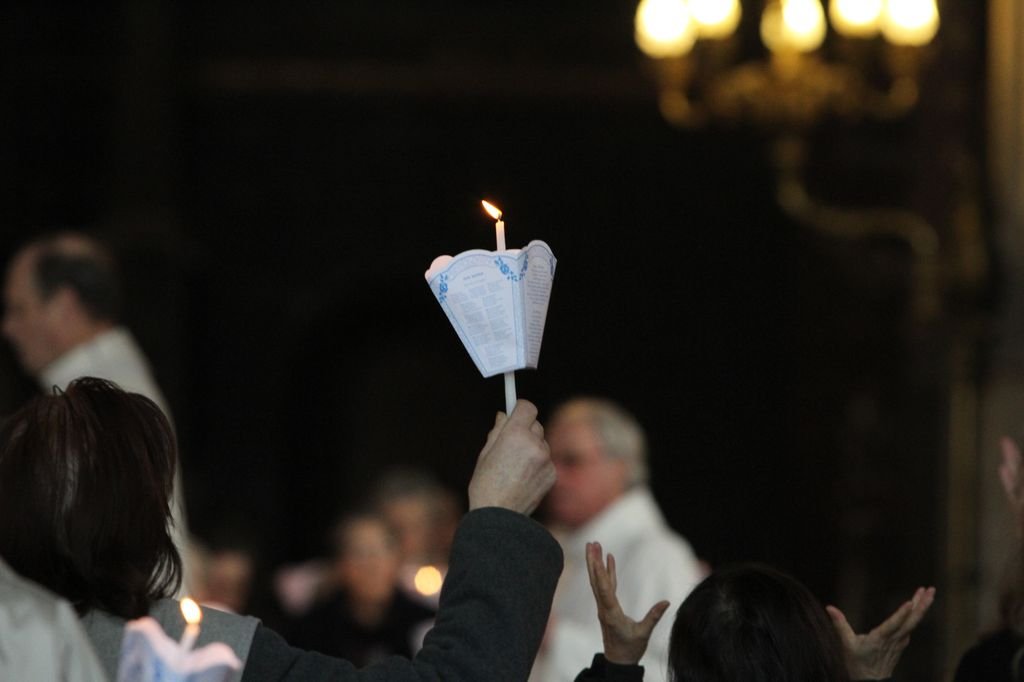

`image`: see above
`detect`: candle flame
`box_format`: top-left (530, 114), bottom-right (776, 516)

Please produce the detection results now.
top-left (180, 597), bottom-right (203, 625)
top-left (481, 200), bottom-right (502, 221)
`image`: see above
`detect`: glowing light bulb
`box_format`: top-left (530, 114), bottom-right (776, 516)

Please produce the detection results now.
top-left (783, 0), bottom-right (827, 51)
top-left (760, 3), bottom-right (787, 52)
top-left (761, 0), bottom-right (826, 53)
top-left (881, 0), bottom-right (939, 46)
top-left (690, 0), bottom-right (742, 39)
top-left (829, 0), bottom-right (883, 37)
top-left (635, 0), bottom-right (697, 58)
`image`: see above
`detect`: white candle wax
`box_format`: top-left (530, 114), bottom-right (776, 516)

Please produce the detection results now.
top-left (482, 200), bottom-right (517, 414)
top-left (180, 623), bottom-right (199, 653)
top-left (504, 373), bottom-right (517, 415)
top-left (496, 217), bottom-right (515, 413)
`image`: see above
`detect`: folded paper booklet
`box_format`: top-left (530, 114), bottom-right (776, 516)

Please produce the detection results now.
top-left (117, 617), bottom-right (242, 682)
top-left (425, 240), bottom-right (556, 378)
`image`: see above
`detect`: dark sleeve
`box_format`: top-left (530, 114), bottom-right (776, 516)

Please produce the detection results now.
top-left (242, 507), bottom-right (564, 682)
top-left (574, 654), bottom-right (645, 682)
top-left (242, 625), bottom-right (358, 681)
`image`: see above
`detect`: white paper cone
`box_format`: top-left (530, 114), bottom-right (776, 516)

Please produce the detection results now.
top-left (425, 240), bottom-right (556, 378)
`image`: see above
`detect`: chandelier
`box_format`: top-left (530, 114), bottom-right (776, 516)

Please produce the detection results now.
top-left (633, 0), bottom-right (945, 322)
top-left (634, 0), bottom-right (941, 128)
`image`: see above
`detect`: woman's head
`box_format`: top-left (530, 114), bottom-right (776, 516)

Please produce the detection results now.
top-left (0, 377), bottom-right (181, 618)
top-left (331, 512), bottom-right (401, 606)
top-left (670, 563), bottom-right (848, 682)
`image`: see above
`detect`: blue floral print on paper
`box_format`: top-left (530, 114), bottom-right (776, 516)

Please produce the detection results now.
top-left (495, 254), bottom-right (529, 282)
top-left (438, 273), bottom-right (449, 303)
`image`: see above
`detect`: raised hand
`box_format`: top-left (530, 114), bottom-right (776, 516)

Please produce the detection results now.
top-left (826, 586), bottom-right (936, 680)
top-left (585, 541), bottom-right (671, 665)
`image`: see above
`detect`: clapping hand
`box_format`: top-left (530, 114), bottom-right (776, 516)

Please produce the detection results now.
top-left (826, 586), bottom-right (936, 680)
top-left (585, 541), bottom-right (671, 666)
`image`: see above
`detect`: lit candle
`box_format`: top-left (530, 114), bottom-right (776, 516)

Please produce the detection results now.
top-left (179, 597), bottom-right (202, 654)
top-left (481, 199), bottom-right (518, 415)
top-left (481, 200), bottom-right (506, 250)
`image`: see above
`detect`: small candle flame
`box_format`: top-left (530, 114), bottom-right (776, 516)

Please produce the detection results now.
top-left (481, 200), bottom-right (502, 221)
top-left (180, 597), bottom-right (203, 625)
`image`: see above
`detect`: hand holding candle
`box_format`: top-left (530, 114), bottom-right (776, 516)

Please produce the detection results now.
top-left (482, 200), bottom-right (517, 415)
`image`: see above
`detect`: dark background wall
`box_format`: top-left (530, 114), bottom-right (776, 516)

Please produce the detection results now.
top-left (0, 1), bottom-right (991, 677)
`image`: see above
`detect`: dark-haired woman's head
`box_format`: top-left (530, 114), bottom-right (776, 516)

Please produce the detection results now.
top-left (669, 563), bottom-right (849, 682)
top-left (0, 377), bottom-right (181, 618)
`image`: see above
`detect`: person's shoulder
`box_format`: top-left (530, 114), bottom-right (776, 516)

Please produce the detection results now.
top-left (0, 559), bottom-right (68, 621)
top-left (150, 597), bottom-right (261, 640)
top-left (963, 627), bottom-right (1023, 658)
top-left (618, 517), bottom-right (702, 588)
top-left (632, 517), bottom-right (698, 560)
top-left (955, 627), bottom-right (1024, 682)
top-left (0, 562), bottom-right (106, 679)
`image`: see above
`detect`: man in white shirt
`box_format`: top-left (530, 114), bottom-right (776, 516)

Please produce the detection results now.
top-left (529, 397), bottom-right (705, 682)
top-left (0, 556), bottom-right (108, 681)
top-left (1, 232), bottom-right (192, 595)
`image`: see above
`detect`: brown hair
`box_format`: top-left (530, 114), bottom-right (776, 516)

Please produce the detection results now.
top-left (0, 377), bottom-right (181, 618)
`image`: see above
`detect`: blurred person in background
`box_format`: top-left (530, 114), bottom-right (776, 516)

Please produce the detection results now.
top-left (2, 233), bottom-right (165, 412)
top-left (190, 537), bottom-right (257, 615)
top-left (288, 511), bottom-right (436, 667)
top-left (272, 466), bottom-right (461, 620)
top-left (530, 396), bottom-right (704, 682)
top-left (369, 466), bottom-right (462, 610)
top-left (1, 232), bottom-right (194, 595)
